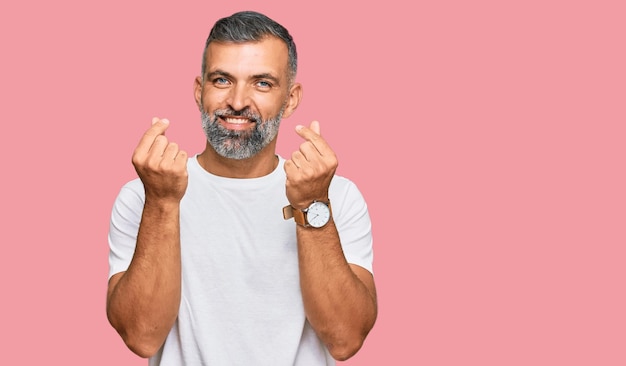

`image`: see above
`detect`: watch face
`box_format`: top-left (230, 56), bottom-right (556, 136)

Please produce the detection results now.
top-left (307, 201), bottom-right (331, 228)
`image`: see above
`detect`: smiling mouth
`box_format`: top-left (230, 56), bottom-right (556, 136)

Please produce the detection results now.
top-left (219, 116), bottom-right (256, 131)
top-left (222, 116), bottom-right (254, 124)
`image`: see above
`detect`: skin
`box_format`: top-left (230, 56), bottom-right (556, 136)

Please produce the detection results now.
top-left (106, 117), bottom-right (187, 357)
top-left (286, 121), bottom-right (378, 360)
top-left (106, 36), bottom-right (377, 360)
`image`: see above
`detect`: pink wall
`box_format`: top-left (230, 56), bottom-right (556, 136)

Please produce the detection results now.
top-left (1, 0), bottom-right (624, 364)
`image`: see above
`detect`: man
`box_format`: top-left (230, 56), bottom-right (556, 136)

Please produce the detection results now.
top-left (107, 10), bottom-right (377, 365)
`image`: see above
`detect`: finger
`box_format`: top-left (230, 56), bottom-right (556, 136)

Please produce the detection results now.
top-left (161, 142), bottom-right (180, 162)
top-left (310, 120), bottom-right (320, 135)
top-left (295, 120), bottom-right (321, 137)
top-left (284, 159), bottom-right (297, 176)
top-left (173, 151), bottom-right (189, 172)
top-left (160, 144), bottom-right (187, 170)
top-left (295, 123), bottom-right (330, 156)
top-left (136, 118), bottom-right (170, 156)
top-left (174, 149), bottom-right (188, 165)
top-left (289, 151), bottom-right (306, 169)
top-left (147, 135), bottom-right (169, 161)
top-left (298, 141), bottom-right (319, 162)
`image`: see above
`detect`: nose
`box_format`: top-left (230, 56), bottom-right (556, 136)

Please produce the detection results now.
top-left (226, 84), bottom-right (251, 112)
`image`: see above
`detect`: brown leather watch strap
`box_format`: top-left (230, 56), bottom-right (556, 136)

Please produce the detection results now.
top-left (282, 205), bottom-right (306, 226)
top-left (282, 201), bottom-right (331, 227)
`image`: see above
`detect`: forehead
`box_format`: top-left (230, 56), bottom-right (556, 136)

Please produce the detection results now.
top-left (204, 37), bottom-right (289, 79)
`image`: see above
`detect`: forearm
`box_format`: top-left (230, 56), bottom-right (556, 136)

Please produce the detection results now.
top-left (297, 220), bottom-right (377, 360)
top-left (107, 199), bottom-right (182, 357)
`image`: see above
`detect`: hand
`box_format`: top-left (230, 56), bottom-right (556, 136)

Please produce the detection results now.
top-left (284, 121), bottom-right (338, 209)
top-left (132, 117), bottom-right (188, 203)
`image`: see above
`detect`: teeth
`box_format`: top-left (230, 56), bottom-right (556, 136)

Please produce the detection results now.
top-left (225, 117), bottom-right (250, 124)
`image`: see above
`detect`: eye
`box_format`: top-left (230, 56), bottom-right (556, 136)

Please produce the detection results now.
top-left (213, 77), bottom-right (230, 87)
top-left (255, 80), bottom-right (272, 89)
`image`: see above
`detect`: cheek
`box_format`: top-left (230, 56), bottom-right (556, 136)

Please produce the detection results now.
top-left (258, 95), bottom-right (288, 118)
top-left (202, 89), bottom-right (226, 111)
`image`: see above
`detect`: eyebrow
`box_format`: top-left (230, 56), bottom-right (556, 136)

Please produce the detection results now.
top-left (252, 73), bottom-right (281, 85)
top-left (206, 69), bottom-right (281, 85)
top-left (205, 69), bottom-right (233, 80)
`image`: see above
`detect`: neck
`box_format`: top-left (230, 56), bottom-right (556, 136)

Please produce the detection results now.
top-left (197, 141), bottom-right (279, 178)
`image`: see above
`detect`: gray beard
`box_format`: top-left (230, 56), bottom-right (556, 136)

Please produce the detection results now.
top-left (201, 107), bottom-right (284, 160)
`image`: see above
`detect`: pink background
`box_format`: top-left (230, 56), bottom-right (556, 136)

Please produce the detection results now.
top-left (1, 0), bottom-right (624, 364)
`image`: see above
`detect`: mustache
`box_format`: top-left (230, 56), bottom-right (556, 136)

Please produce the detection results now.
top-left (213, 108), bottom-right (261, 124)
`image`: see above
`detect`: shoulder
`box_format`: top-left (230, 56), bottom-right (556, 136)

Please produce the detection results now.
top-left (119, 177), bottom-right (144, 197)
top-left (330, 174), bottom-right (362, 197)
top-left (329, 174), bottom-right (368, 210)
top-left (111, 178), bottom-right (145, 213)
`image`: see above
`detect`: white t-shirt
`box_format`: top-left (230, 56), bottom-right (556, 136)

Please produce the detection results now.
top-left (108, 155), bottom-right (374, 366)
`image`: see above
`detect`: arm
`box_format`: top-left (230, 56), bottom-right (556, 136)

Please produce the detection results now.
top-left (296, 222), bottom-right (377, 360)
top-left (106, 118), bottom-right (188, 358)
top-left (284, 121), bottom-right (378, 360)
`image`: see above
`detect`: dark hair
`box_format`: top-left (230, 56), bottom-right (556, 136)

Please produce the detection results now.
top-left (201, 11), bottom-right (297, 83)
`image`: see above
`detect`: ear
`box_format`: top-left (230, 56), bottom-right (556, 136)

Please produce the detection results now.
top-left (193, 76), bottom-right (203, 110)
top-left (281, 82), bottom-right (302, 119)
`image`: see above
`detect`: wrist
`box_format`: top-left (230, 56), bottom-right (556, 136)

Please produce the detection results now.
top-left (290, 196), bottom-right (330, 210)
top-left (283, 200), bottom-right (332, 228)
top-left (144, 196), bottom-right (181, 211)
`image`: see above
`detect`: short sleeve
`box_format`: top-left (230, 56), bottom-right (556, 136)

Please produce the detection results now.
top-left (330, 177), bottom-right (374, 274)
top-left (108, 179), bottom-right (145, 279)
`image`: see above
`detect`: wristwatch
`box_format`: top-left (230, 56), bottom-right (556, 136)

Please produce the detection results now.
top-left (283, 200), bottom-right (332, 228)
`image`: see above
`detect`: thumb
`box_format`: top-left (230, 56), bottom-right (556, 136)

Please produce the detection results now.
top-left (310, 120), bottom-right (321, 135)
top-left (152, 117), bottom-right (170, 125)
top-left (151, 117), bottom-right (170, 134)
